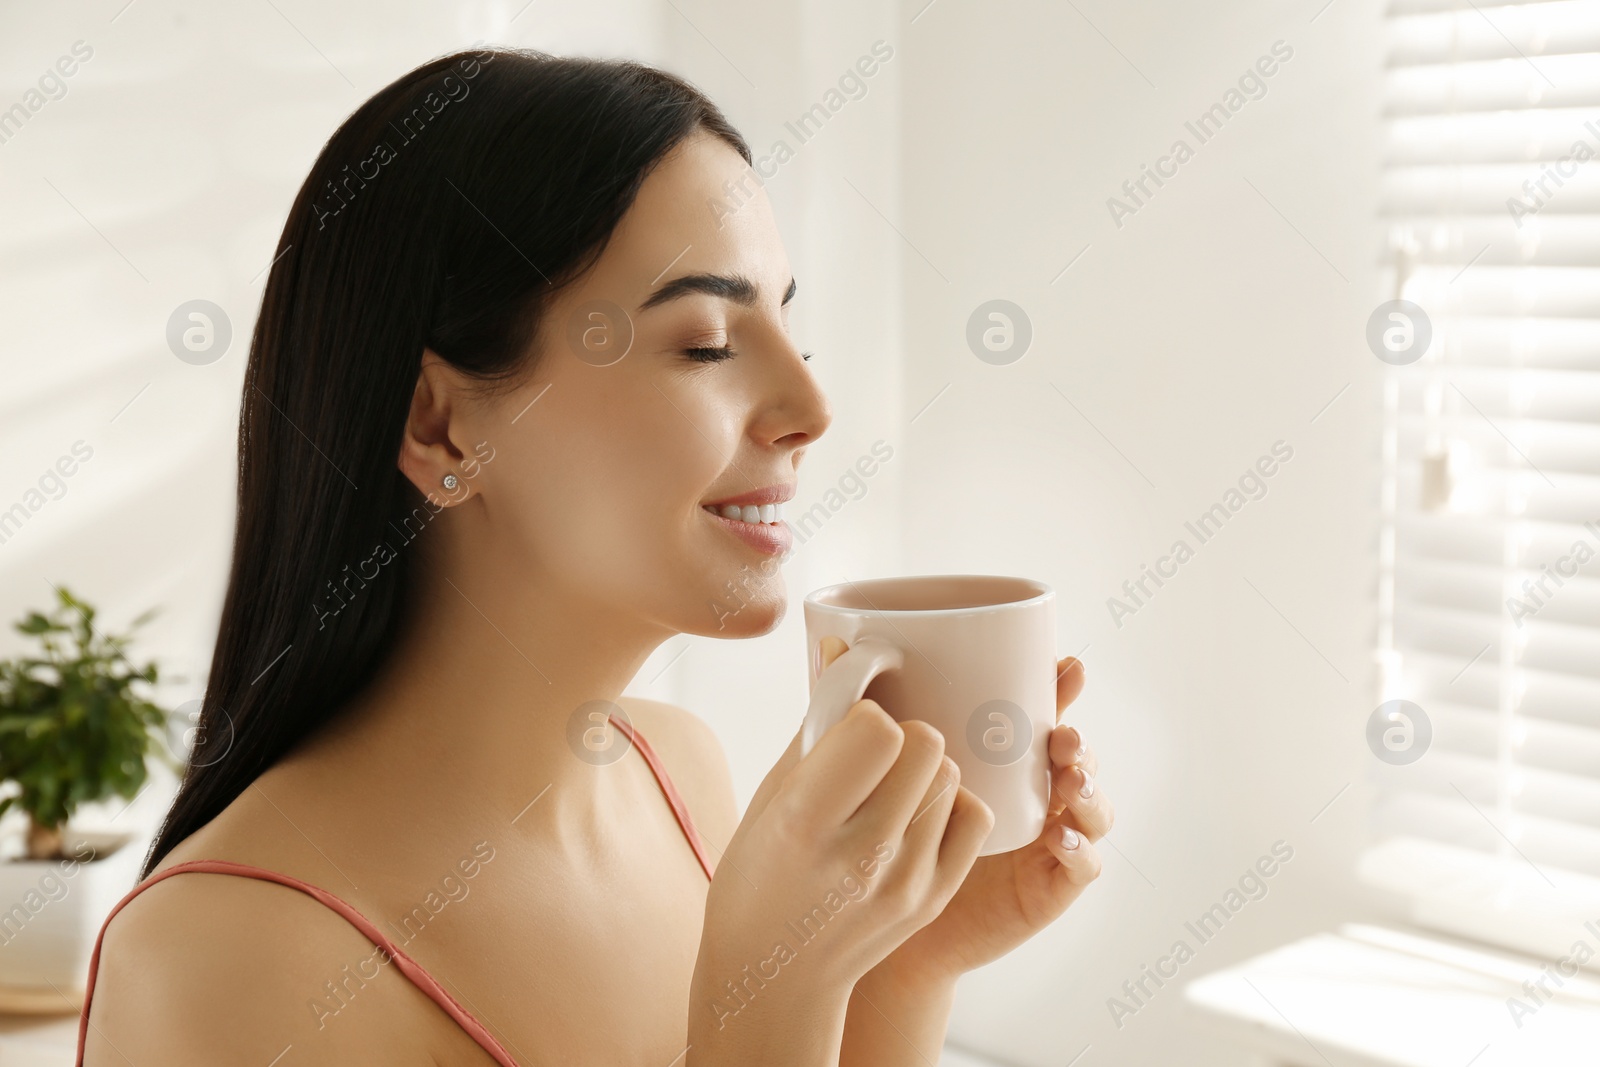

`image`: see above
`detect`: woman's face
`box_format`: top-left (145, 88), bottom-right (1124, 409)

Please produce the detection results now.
top-left (444, 130), bottom-right (831, 639)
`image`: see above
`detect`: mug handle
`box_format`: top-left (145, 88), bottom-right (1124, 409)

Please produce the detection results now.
top-left (800, 636), bottom-right (906, 756)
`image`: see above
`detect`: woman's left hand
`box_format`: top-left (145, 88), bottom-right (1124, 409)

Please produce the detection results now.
top-left (865, 657), bottom-right (1110, 988)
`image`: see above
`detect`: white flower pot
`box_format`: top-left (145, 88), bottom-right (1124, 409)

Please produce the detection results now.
top-left (0, 830), bottom-right (141, 1013)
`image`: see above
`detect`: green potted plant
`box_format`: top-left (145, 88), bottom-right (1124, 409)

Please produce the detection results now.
top-left (0, 586), bottom-right (171, 1009)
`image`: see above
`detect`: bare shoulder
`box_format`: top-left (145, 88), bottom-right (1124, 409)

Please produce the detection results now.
top-left (83, 862), bottom-right (454, 1065)
top-left (616, 696), bottom-right (738, 849)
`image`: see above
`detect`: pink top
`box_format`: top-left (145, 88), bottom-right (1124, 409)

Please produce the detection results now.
top-left (74, 713), bottom-right (714, 1066)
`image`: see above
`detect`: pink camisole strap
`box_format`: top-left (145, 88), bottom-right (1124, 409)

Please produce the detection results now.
top-left (74, 713), bottom-right (713, 1065)
top-left (74, 858), bottom-right (522, 1066)
top-left (607, 712), bottom-right (716, 881)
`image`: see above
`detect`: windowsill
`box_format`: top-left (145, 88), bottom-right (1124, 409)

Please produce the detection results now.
top-left (1183, 923), bottom-right (1600, 1067)
top-left (1358, 837), bottom-right (1600, 960)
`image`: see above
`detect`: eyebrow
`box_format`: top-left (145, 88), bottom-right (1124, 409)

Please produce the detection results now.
top-left (639, 273), bottom-right (798, 312)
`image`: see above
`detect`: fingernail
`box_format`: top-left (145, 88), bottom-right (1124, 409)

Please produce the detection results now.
top-left (1066, 728), bottom-right (1085, 759)
top-left (1060, 826), bottom-right (1081, 851)
top-left (1079, 771), bottom-right (1096, 799)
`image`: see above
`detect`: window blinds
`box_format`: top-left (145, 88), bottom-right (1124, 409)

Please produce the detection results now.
top-left (1375, 0), bottom-right (1600, 905)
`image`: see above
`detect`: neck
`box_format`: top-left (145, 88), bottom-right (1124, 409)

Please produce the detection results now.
top-left (320, 552), bottom-right (673, 811)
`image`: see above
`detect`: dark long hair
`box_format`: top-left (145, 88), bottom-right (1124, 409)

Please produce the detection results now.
top-left (143, 48), bottom-right (751, 877)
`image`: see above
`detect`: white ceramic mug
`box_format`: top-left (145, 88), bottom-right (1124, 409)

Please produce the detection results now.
top-left (801, 574), bottom-right (1057, 856)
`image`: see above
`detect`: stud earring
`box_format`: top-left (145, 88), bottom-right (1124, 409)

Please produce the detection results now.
top-left (442, 473), bottom-right (459, 491)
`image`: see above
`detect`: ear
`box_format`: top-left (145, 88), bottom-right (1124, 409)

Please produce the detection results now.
top-left (398, 349), bottom-right (473, 506)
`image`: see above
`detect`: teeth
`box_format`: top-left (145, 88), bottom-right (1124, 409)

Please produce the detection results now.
top-left (710, 501), bottom-right (786, 525)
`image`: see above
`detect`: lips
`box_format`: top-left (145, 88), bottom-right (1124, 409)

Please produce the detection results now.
top-left (700, 484), bottom-right (795, 557)
top-left (703, 507), bottom-right (793, 556)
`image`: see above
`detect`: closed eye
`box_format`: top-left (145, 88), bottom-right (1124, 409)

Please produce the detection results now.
top-left (682, 346), bottom-right (813, 363)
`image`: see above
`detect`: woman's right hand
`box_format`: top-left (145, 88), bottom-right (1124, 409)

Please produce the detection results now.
top-left (687, 638), bottom-right (994, 1064)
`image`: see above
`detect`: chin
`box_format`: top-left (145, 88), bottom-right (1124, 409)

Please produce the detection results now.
top-left (695, 587), bottom-right (787, 639)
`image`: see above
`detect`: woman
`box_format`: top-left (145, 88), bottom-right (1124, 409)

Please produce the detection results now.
top-left (79, 46), bottom-right (1112, 1066)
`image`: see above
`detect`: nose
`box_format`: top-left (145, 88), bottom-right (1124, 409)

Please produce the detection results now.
top-left (756, 335), bottom-right (832, 450)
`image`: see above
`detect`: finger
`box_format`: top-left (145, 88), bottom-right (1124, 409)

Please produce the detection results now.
top-left (929, 784), bottom-right (993, 898)
top-left (1048, 725), bottom-right (1099, 777)
top-left (1054, 657), bottom-right (1086, 718)
top-left (1051, 764), bottom-right (1114, 841)
top-left (899, 754), bottom-right (962, 857)
top-left (744, 637), bottom-right (885, 835)
top-left (785, 699), bottom-right (907, 828)
top-left (1043, 824), bottom-right (1104, 895)
top-left (849, 718), bottom-right (949, 835)
top-left (1048, 756), bottom-right (1106, 823)
top-left (746, 636), bottom-right (852, 829)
